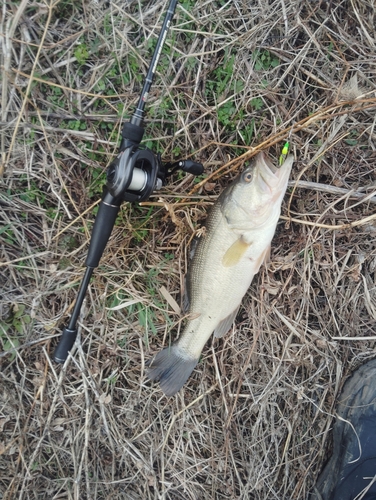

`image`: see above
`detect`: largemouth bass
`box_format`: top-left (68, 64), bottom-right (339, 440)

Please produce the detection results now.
top-left (147, 152), bottom-right (294, 396)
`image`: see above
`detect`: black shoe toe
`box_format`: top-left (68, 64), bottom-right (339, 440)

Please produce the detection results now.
top-left (312, 358), bottom-right (376, 500)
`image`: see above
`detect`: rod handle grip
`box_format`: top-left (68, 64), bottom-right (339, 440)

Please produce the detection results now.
top-left (53, 327), bottom-right (77, 363)
top-left (85, 193), bottom-right (121, 268)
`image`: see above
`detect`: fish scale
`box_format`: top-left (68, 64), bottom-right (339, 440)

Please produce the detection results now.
top-left (182, 201), bottom-right (253, 347)
top-left (147, 152), bottom-right (294, 396)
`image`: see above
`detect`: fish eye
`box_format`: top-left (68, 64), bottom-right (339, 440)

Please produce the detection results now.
top-left (243, 171), bottom-right (253, 183)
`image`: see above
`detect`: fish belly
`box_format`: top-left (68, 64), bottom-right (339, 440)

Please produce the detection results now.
top-left (178, 253), bottom-right (257, 357)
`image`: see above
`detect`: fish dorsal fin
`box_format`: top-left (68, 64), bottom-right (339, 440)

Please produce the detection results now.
top-left (222, 236), bottom-right (252, 267)
top-left (214, 306), bottom-right (240, 338)
top-left (182, 235), bottom-right (202, 313)
top-left (189, 235), bottom-right (200, 260)
top-left (182, 275), bottom-right (190, 313)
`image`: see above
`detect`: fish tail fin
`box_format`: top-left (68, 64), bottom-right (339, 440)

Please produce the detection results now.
top-left (146, 345), bottom-right (198, 396)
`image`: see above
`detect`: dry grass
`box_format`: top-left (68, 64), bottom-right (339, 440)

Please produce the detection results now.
top-left (1, 0), bottom-right (376, 498)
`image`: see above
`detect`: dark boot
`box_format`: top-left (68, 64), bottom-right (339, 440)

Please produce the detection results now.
top-left (311, 358), bottom-right (376, 500)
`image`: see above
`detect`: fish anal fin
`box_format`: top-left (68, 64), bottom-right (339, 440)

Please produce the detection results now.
top-left (214, 306), bottom-right (240, 338)
top-left (253, 244), bottom-right (271, 273)
top-left (264, 244), bottom-right (271, 264)
top-left (146, 346), bottom-right (198, 396)
top-left (222, 236), bottom-right (252, 267)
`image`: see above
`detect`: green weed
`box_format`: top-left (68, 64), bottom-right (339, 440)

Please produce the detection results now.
top-left (87, 164), bottom-right (106, 199)
top-left (180, 0), bottom-right (195, 9)
top-left (46, 207), bottom-right (64, 221)
top-left (103, 13), bottom-right (113, 36)
top-left (47, 86), bottom-right (64, 107)
top-left (205, 51), bottom-right (247, 139)
top-left (206, 53), bottom-right (244, 99)
top-left (240, 118), bottom-right (255, 144)
top-left (74, 43), bottom-right (89, 65)
top-left (59, 257), bottom-right (72, 270)
top-left (60, 119), bottom-right (87, 131)
top-left (252, 49), bottom-right (279, 71)
top-left (19, 180), bottom-right (47, 204)
top-left (0, 224), bottom-right (16, 245)
top-left (250, 97), bottom-right (264, 110)
top-left (217, 101), bottom-right (237, 128)
top-left (326, 41), bottom-right (334, 60)
top-left (0, 304), bottom-right (31, 360)
top-left (344, 129), bottom-right (359, 146)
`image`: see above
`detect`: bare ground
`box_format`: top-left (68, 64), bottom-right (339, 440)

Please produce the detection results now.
top-left (1, 0), bottom-right (376, 499)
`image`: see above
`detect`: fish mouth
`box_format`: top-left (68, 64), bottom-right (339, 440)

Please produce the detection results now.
top-left (258, 151), bottom-right (293, 183)
top-left (256, 152), bottom-right (280, 193)
top-left (258, 151), bottom-right (279, 177)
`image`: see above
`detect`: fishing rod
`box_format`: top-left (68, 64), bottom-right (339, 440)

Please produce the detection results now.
top-left (53, 0), bottom-right (204, 363)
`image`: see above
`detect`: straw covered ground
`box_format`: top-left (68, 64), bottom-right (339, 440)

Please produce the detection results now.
top-left (1, 0), bottom-right (376, 498)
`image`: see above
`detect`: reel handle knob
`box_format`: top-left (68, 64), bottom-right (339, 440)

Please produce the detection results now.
top-left (179, 160), bottom-right (204, 176)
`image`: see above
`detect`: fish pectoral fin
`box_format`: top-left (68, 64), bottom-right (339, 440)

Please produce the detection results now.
top-left (214, 306), bottom-right (240, 338)
top-left (222, 236), bottom-right (252, 267)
